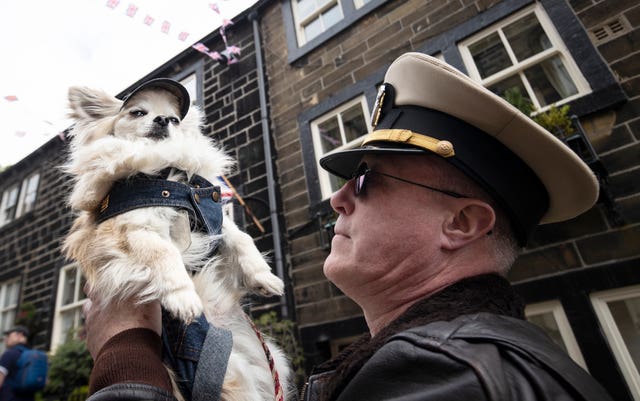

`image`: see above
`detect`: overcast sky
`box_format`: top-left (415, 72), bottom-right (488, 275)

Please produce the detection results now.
top-left (0, 0), bottom-right (257, 167)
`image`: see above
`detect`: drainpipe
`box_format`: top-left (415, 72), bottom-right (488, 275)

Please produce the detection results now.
top-left (249, 10), bottom-right (289, 319)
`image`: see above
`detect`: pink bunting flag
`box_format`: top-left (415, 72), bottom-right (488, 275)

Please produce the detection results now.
top-left (207, 51), bottom-right (223, 61)
top-left (4, 95), bottom-right (18, 102)
top-left (192, 43), bottom-right (210, 53)
top-left (227, 45), bottom-right (241, 55)
top-left (106, 0), bottom-right (120, 9)
top-left (209, 3), bottom-right (220, 14)
top-left (126, 4), bottom-right (138, 17)
top-left (143, 15), bottom-right (154, 25)
top-left (178, 32), bottom-right (189, 42)
top-left (15, 131), bottom-right (27, 138)
top-left (161, 20), bottom-right (171, 34)
top-left (221, 18), bottom-right (233, 28)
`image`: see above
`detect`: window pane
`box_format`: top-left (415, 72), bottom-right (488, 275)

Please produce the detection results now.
top-left (304, 17), bottom-right (323, 42)
top-left (62, 268), bottom-right (77, 306)
top-left (524, 56), bottom-right (578, 106)
top-left (608, 297), bottom-right (640, 371)
top-left (318, 117), bottom-right (342, 154)
top-left (1, 310), bottom-right (15, 332)
top-left (297, 0), bottom-right (317, 20)
top-left (60, 310), bottom-right (76, 342)
top-left (3, 282), bottom-right (18, 308)
top-left (469, 32), bottom-right (512, 79)
top-left (503, 13), bottom-right (551, 61)
top-left (488, 74), bottom-right (529, 101)
top-left (322, 4), bottom-right (343, 30)
top-left (527, 313), bottom-right (569, 354)
top-left (22, 175), bottom-right (39, 213)
top-left (3, 186), bottom-right (19, 223)
top-left (79, 274), bottom-right (88, 301)
top-left (342, 104), bottom-right (367, 143)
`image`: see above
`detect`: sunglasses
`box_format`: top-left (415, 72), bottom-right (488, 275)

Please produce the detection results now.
top-left (352, 163), bottom-right (467, 199)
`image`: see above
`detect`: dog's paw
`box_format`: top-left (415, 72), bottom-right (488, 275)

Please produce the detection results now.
top-left (245, 271), bottom-right (284, 297)
top-left (162, 290), bottom-right (203, 322)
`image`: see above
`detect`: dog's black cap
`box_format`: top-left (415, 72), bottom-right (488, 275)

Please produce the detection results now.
top-left (121, 78), bottom-right (190, 119)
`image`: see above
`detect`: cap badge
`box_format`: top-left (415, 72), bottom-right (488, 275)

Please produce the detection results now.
top-left (371, 84), bottom-right (387, 129)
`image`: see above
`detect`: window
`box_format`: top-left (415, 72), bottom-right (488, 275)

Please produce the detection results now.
top-left (0, 172), bottom-right (40, 227)
top-left (292, 0), bottom-right (344, 45)
top-left (0, 280), bottom-right (20, 353)
top-left (459, 4), bottom-right (590, 111)
top-left (0, 184), bottom-right (20, 227)
top-left (353, 0), bottom-right (372, 9)
top-left (311, 96), bottom-right (371, 198)
top-left (525, 300), bottom-right (587, 370)
top-left (51, 264), bottom-right (87, 349)
top-left (592, 285), bottom-right (640, 400)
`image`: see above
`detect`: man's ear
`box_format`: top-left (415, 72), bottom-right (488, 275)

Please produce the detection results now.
top-left (441, 200), bottom-right (495, 250)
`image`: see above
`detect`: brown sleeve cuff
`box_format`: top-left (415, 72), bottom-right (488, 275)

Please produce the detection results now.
top-left (89, 328), bottom-right (172, 395)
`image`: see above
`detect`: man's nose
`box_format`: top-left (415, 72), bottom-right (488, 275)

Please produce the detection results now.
top-left (330, 179), bottom-right (355, 215)
top-left (153, 115), bottom-right (170, 127)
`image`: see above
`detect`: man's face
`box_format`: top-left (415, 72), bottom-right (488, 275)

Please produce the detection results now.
top-left (323, 154), bottom-right (454, 301)
top-left (4, 331), bottom-right (24, 347)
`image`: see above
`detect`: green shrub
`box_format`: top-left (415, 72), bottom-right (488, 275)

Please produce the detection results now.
top-left (44, 338), bottom-right (93, 401)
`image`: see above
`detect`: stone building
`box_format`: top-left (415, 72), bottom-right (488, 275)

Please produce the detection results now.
top-left (257, 0), bottom-right (640, 399)
top-left (0, 0), bottom-right (639, 399)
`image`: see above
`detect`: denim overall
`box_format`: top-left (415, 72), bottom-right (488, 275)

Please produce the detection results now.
top-left (98, 173), bottom-right (233, 401)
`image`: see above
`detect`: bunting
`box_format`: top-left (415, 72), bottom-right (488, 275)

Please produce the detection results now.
top-left (100, 0), bottom-right (241, 66)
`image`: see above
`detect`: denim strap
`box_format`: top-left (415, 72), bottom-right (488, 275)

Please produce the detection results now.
top-left (162, 312), bottom-right (233, 401)
top-left (96, 174), bottom-right (223, 237)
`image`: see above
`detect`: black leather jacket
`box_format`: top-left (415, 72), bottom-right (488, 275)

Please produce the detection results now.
top-left (303, 313), bottom-right (613, 401)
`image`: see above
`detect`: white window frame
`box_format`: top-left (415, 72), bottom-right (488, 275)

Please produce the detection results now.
top-left (0, 279), bottom-right (20, 354)
top-left (15, 172), bottom-right (39, 217)
top-left (292, 0), bottom-right (344, 46)
top-left (525, 300), bottom-right (588, 370)
top-left (51, 263), bottom-right (87, 351)
top-left (353, 0), bottom-right (371, 9)
top-left (311, 96), bottom-right (371, 199)
top-left (459, 4), bottom-right (590, 111)
top-left (591, 285), bottom-right (640, 401)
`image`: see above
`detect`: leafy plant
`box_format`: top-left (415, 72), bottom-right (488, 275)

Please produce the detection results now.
top-left (44, 338), bottom-right (93, 401)
top-left (254, 311), bottom-right (306, 389)
top-left (502, 87), bottom-right (575, 139)
top-left (533, 104), bottom-right (575, 139)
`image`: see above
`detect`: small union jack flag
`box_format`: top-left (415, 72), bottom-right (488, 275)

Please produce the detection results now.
top-left (192, 43), bottom-right (210, 53)
top-left (207, 51), bottom-right (223, 61)
top-left (209, 3), bottom-right (220, 13)
top-left (143, 15), bottom-right (154, 25)
top-left (4, 95), bottom-right (18, 102)
top-left (106, 0), bottom-right (120, 9)
top-left (125, 4), bottom-right (138, 17)
top-left (161, 20), bottom-right (171, 34)
top-left (226, 45), bottom-right (241, 55)
top-left (178, 31), bottom-right (189, 41)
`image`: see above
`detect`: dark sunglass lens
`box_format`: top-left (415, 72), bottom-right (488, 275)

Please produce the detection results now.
top-left (355, 173), bottom-right (366, 196)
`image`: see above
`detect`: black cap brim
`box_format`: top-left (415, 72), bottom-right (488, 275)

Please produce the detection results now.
top-left (121, 78), bottom-right (190, 119)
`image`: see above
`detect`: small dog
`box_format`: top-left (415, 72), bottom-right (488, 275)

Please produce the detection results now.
top-left (63, 79), bottom-right (292, 400)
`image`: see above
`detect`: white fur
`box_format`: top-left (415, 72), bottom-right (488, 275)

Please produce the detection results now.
top-left (63, 85), bottom-right (293, 400)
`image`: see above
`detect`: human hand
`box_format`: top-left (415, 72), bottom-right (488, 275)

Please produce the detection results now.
top-left (82, 286), bottom-right (162, 359)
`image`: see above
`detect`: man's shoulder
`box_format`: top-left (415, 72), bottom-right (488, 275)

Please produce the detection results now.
top-left (385, 312), bottom-right (613, 401)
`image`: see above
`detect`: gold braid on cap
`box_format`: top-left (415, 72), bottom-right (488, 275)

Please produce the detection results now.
top-left (362, 129), bottom-right (455, 157)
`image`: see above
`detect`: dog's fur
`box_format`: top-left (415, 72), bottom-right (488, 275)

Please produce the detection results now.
top-left (63, 85), bottom-right (292, 400)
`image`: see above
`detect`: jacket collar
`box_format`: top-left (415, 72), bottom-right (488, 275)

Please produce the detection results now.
top-left (314, 274), bottom-right (524, 399)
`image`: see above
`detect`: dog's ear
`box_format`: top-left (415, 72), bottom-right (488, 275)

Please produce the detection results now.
top-left (68, 86), bottom-right (122, 121)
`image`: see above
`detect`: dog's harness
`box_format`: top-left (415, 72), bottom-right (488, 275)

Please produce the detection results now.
top-left (96, 172), bottom-right (285, 401)
top-left (96, 173), bottom-right (224, 238)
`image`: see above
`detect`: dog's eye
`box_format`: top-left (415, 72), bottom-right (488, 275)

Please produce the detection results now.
top-left (169, 117), bottom-right (180, 125)
top-left (130, 110), bottom-right (147, 117)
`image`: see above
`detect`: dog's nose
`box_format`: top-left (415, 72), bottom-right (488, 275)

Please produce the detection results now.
top-left (154, 116), bottom-right (170, 127)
